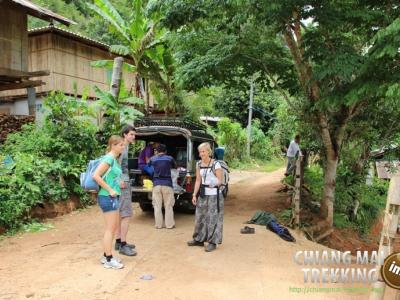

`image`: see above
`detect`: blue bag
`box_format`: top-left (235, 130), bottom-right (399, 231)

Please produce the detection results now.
top-left (143, 165), bottom-right (154, 177)
top-left (80, 156), bottom-right (113, 191)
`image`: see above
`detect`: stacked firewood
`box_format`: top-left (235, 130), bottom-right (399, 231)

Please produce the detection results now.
top-left (0, 114), bottom-right (34, 142)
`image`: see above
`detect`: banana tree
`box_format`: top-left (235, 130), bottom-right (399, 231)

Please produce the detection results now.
top-left (93, 85), bottom-right (144, 134)
top-left (143, 43), bottom-right (184, 115)
top-left (88, 0), bottom-right (164, 105)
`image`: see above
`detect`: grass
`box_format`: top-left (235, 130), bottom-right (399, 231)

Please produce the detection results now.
top-left (22, 221), bottom-right (54, 233)
top-left (0, 221), bottom-right (54, 238)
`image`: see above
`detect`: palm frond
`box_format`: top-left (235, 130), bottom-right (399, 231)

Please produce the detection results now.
top-left (121, 96), bottom-right (145, 105)
top-left (123, 62), bottom-right (136, 72)
top-left (88, 0), bottom-right (130, 42)
top-left (91, 60), bottom-right (114, 69)
top-left (110, 45), bottom-right (130, 56)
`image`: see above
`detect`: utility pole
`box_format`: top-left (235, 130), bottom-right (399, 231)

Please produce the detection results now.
top-left (246, 77), bottom-right (254, 158)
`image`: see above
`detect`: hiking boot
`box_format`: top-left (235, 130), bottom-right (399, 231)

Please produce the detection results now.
top-left (119, 244), bottom-right (137, 256)
top-left (205, 243), bottom-right (216, 252)
top-left (115, 241), bottom-right (136, 250)
top-left (103, 257), bottom-right (124, 269)
top-left (187, 240), bottom-right (204, 247)
top-left (100, 255), bottom-right (122, 264)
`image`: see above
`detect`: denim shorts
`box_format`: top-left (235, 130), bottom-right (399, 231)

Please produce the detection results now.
top-left (98, 195), bottom-right (120, 213)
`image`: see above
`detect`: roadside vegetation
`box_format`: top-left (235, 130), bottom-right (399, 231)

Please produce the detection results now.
top-left (1, 0), bottom-right (399, 240)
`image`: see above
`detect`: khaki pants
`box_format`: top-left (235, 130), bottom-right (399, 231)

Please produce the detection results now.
top-left (152, 185), bottom-right (175, 228)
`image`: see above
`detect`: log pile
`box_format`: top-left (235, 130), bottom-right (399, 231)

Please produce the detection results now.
top-left (0, 114), bottom-right (34, 142)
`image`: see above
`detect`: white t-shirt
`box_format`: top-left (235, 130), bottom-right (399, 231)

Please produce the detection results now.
top-left (199, 161), bottom-right (221, 196)
top-left (286, 140), bottom-right (302, 158)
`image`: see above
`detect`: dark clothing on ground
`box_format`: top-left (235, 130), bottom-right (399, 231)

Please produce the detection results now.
top-left (246, 210), bottom-right (277, 225)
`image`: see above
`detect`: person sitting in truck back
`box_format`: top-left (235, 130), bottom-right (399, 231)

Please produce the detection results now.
top-left (138, 141), bottom-right (159, 176)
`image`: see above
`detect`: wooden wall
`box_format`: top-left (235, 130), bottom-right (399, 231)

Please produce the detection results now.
top-left (0, 31), bottom-right (137, 99)
top-left (0, 4), bottom-right (28, 72)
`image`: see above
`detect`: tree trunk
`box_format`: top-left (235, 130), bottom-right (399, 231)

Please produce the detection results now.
top-left (110, 57), bottom-right (123, 99)
top-left (320, 151), bottom-right (338, 227)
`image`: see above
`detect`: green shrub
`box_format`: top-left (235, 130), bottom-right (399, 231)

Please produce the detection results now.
top-left (303, 163), bottom-right (388, 235)
top-left (217, 118), bottom-right (247, 162)
top-left (0, 92), bottom-right (101, 230)
top-left (250, 120), bottom-right (278, 160)
top-left (216, 118), bottom-right (277, 163)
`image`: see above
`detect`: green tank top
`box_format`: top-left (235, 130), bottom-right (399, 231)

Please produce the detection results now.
top-left (98, 154), bottom-right (122, 196)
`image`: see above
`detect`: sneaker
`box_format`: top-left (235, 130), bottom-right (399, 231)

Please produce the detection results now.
top-left (115, 241), bottom-right (136, 250)
top-left (187, 240), bottom-right (204, 247)
top-left (103, 257), bottom-right (124, 269)
top-left (205, 243), bottom-right (216, 252)
top-left (119, 244), bottom-right (137, 256)
top-left (100, 255), bottom-right (122, 264)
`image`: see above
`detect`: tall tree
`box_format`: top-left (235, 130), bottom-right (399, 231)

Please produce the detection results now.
top-left (158, 0), bottom-right (400, 228)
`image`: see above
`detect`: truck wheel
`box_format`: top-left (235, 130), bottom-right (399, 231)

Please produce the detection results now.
top-left (140, 202), bottom-right (153, 212)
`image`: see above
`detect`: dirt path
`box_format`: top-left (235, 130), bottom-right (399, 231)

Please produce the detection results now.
top-left (0, 169), bottom-right (391, 299)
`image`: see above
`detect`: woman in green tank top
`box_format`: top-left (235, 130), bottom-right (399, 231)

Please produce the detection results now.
top-left (93, 135), bottom-right (125, 269)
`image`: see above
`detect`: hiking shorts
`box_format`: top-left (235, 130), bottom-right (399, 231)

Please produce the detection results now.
top-left (119, 186), bottom-right (133, 218)
top-left (98, 195), bottom-right (120, 213)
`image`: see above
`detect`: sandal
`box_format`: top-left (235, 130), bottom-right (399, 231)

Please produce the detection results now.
top-left (240, 226), bottom-right (255, 234)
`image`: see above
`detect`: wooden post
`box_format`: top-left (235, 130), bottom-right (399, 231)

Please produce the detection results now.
top-left (110, 57), bottom-right (123, 99)
top-left (369, 175), bottom-right (400, 300)
top-left (27, 87), bottom-right (36, 116)
top-left (293, 156), bottom-right (302, 230)
top-left (246, 78), bottom-right (254, 158)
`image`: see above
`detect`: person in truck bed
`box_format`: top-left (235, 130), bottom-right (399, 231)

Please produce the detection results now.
top-left (138, 141), bottom-right (159, 176)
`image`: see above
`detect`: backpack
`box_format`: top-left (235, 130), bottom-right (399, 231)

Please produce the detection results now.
top-left (197, 160), bottom-right (230, 191)
top-left (212, 160), bottom-right (230, 188)
top-left (80, 156), bottom-right (113, 192)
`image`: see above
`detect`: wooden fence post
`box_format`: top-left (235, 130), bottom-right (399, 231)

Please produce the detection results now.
top-left (369, 175), bottom-right (400, 300)
top-left (293, 156), bottom-right (302, 230)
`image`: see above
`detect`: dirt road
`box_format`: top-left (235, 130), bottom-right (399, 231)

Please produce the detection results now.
top-left (0, 169), bottom-right (391, 299)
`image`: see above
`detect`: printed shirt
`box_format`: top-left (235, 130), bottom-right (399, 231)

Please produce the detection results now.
top-left (98, 154), bottom-right (122, 196)
top-left (138, 145), bottom-right (154, 167)
top-left (199, 160), bottom-right (221, 196)
top-left (286, 140), bottom-right (302, 158)
top-left (149, 154), bottom-right (176, 187)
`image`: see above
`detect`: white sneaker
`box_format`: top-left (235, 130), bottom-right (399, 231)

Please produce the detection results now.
top-left (103, 257), bottom-right (124, 269)
top-left (100, 255), bottom-right (122, 265)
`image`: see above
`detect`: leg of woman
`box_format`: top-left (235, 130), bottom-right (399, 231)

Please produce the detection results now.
top-left (103, 211), bottom-right (119, 256)
top-left (192, 196), bottom-right (208, 242)
top-left (206, 194), bottom-right (224, 245)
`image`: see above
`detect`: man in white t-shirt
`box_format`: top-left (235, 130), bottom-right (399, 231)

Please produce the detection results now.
top-left (285, 135), bottom-right (302, 176)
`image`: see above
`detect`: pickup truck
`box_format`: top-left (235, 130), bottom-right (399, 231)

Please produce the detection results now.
top-left (128, 118), bottom-right (228, 212)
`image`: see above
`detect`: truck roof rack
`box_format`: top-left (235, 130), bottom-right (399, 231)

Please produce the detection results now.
top-left (135, 117), bottom-right (207, 132)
